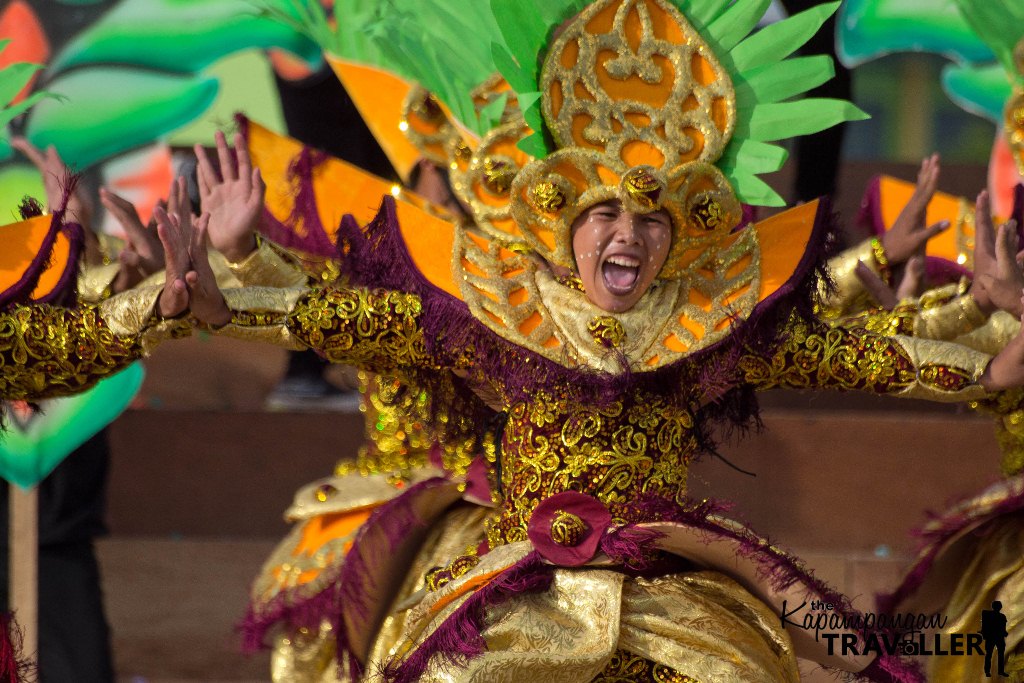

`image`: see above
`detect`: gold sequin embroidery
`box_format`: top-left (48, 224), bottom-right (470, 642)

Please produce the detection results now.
top-left (0, 303), bottom-right (140, 400)
top-left (286, 288), bottom-right (429, 370)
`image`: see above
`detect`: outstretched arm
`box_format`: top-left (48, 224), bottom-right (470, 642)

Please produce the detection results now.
top-left (833, 192), bottom-right (1024, 354)
top-left (739, 313), bottom-right (994, 402)
top-left (0, 178), bottom-right (218, 400)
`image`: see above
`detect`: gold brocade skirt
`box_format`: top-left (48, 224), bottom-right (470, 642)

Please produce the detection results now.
top-left (904, 518), bottom-right (1024, 682)
top-left (385, 568), bottom-right (799, 683)
top-left (368, 533), bottom-right (800, 683)
top-left (271, 534), bottom-right (799, 683)
top-left (885, 475), bottom-right (1024, 682)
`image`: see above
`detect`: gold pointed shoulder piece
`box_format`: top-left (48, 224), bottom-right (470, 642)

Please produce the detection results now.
top-left (243, 119), bottom-right (462, 299)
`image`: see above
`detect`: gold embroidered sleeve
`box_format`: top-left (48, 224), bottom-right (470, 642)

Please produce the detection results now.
top-left (954, 311), bottom-right (1020, 356)
top-left (835, 283), bottom-right (987, 342)
top-left (0, 297), bottom-right (169, 400)
top-left (914, 291), bottom-right (987, 340)
top-left (739, 317), bottom-right (992, 402)
top-left (77, 262), bottom-right (122, 303)
top-left (217, 286), bottom-right (436, 371)
top-left (818, 238), bottom-right (887, 319)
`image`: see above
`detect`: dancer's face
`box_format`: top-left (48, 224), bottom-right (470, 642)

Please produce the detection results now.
top-left (572, 201), bottom-right (671, 312)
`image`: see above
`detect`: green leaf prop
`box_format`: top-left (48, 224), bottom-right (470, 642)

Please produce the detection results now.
top-left (942, 62), bottom-right (1013, 122)
top-left (24, 67), bottom-right (218, 169)
top-left (166, 49), bottom-right (287, 146)
top-left (50, 0), bottom-right (321, 74)
top-left (0, 363), bottom-right (145, 490)
top-left (838, 0), bottom-right (1021, 128)
top-left (953, 0), bottom-right (1024, 80)
top-left (837, 0), bottom-right (994, 67)
top-left (0, 165), bottom-right (46, 221)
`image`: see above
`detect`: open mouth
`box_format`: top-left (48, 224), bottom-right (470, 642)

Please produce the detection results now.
top-left (601, 254), bottom-right (641, 294)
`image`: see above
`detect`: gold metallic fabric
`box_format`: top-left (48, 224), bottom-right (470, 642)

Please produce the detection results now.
top-left (456, 231), bottom-right (759, 372)
top-left (386, 563), bottom-right (797, 683)
top-left (890, 477), bottom-right (1024, 682)
top-left (77, 261), bottom-right (121, 303)
top-left (225, 238), bottom-right (310, 289)
top-left (957, 310), bottom-right (1021, 357)
top-left (0, 300), bottom-right (145, 399)
top-left (739, 316), bottom-right (989, 401)
top-left (216, 286), bottom-right (309, 351)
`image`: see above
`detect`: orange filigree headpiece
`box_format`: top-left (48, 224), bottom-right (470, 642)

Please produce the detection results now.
top-left (448, 0), bottom-right (745, 281)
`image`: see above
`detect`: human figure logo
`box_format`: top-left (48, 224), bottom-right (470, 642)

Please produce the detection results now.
top-left (980, 601), bottom-right (1009, 678)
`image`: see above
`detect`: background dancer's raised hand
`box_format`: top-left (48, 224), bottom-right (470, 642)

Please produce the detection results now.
top-left (194, 130), bottom-right (265, 263)
top-left (183, 206), bottom-right (231, 328)
top-left (153, 177), bottom-right (196, 319)
top-left (971, 190), bottom-right (1024, 317)
top-left (100, 189), bottom-right (165, 293)
top-left (881, 153), bottom-right (949, 264)
top-left (854, 254), bottom-right (925, 310)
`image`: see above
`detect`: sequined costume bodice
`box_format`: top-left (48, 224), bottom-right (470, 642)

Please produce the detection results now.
top-left (220, 285), bottom-right (994, 546)
top-left (490, 388), bottom-right (697, 546)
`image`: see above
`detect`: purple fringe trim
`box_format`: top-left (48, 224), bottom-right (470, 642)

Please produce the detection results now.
top-left (877, 475), bottom-right (1024, 615)
top-left (599, 525), bottom-right (664, 570)
top-left (238, 477), bottom-right (453, 678)
top-left (17, 197), bottom-right (43, 220)
top-left (381, 552), bottom-right (552, 683)
top-left (1, 176), bottom-right (84, 310)
top-left (857, 175), bottom-right (885, 237)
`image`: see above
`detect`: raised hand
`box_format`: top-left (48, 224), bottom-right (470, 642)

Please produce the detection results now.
top-left (100, 189), bottom-right (166, 293)
top-left (153, 177), bottom-right (193, 318)
top-left (194, 130), bottom-right (265, 263)
top-left (971, 190), bottom-right (1024, 317)
top-left (881, 154), bottom-right (950, 264)
top-left (184, 199), bottom-right (231, 326)
top-left (11, 136), bottom-right (93, 229)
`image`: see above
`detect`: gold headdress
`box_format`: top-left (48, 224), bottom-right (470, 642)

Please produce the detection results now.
top-left (415, 0), bottom-right (863, 368)
top-left (263, 0), bottom-right (864, 370)
top-left (437, 0), bottom-right (861, 279)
